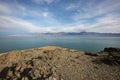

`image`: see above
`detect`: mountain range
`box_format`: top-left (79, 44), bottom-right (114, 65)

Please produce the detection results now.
top-left (10, 32), bottom-right (120, 37)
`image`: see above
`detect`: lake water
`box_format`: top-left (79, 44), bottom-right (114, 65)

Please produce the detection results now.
top-left (0, 36), bottom-right (120, 53)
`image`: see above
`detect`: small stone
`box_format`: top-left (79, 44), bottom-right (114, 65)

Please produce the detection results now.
top-left (53, 77), bottom-right (57, 80)
top-left (7, 70), bottom-right (13, 77)
top-left (15, 64), bottom-right (22, 71)
top-left (22, 77), bottom-right (29, 80)
top-left (14, 71), bottom-right (21, 78)
top-left (48, 76), bottom-right (57, 80)
top-left (61, 78), bottom-right (64, 80)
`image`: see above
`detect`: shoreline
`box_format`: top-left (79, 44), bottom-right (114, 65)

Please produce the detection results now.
top-left (0, 46), bottom-right (102, 54)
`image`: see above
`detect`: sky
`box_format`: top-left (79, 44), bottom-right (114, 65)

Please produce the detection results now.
top-left (0, 0), bottom-right (120, 36)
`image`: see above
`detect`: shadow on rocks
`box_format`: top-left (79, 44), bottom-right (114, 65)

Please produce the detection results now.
top-left (85, 52), bottom-right (98, 56)
top-left (92, 57), bottom-right (120, 66)
top-left (0, 67), bottom-right (9, 78)
top-left (0, 56), bottom-right (56, 80)
top-left (0, 66), bottom-right (32, 80)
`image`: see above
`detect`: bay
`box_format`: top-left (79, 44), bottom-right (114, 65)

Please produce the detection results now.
top-left (0, 36), bottom-right (120, 53)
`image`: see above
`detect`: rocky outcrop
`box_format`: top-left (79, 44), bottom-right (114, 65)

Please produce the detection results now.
top-left (0, 46), bottom-right (120, 80)
top-left (104, 47), bottom-right (120, 52)
top-left (99, 47), bottom-right (120, 65)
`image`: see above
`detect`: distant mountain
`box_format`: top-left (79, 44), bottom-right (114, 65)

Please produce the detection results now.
top-left (10, 32), bottom-right (120, 37)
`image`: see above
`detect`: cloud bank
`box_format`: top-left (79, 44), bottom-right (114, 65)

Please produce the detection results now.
top-left (0, 0), bottom-right (120, 36)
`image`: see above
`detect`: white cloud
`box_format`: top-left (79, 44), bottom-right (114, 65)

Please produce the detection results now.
top-left (0, 3), bottom-right (11, 14)
top-left (0, 13), bottom-right (120, 34)
top-left (0, 16), bottom-right (42, 33)
top-left (86, 14), bottom-right (120, 33)
top-left (65, 3), bottom-right (79, 11)
top-left (0, 15), bottom-right (86, 33)
top-left (72, 0), bottom-right (120, 20)
top-left (0, 2), bottom-right (61, 27)
top-left (0, 16), bottom-right (65, 33)
top-left (43, 12), bottom-right (48, 17)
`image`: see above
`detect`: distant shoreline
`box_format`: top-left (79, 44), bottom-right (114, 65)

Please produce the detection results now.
top-left (0, 32), bottom-right (120, 37)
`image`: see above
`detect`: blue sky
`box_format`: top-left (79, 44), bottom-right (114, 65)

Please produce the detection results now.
top-left (0, 0), bottom-right (120, 36)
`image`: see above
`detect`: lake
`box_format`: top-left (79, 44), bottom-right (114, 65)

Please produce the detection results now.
top-left (0, 36), bottom-right (120, 53)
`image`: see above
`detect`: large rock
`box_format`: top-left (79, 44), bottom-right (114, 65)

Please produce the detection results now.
top-left (104, 47), bottom-right (120, 53)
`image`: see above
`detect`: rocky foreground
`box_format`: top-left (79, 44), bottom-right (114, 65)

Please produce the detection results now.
top-left (0, 46), bottom-right (120, 80)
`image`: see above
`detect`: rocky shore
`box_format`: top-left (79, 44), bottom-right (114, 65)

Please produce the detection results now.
top-left (0, 46), bottom-right (120, 80)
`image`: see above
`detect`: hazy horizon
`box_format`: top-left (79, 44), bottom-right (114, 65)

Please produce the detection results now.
top-left (0, 0), bottom-right (120, 36)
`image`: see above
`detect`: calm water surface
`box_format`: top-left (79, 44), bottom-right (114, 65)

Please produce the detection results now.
top-left (0, 36), bottom-right (120, 53)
